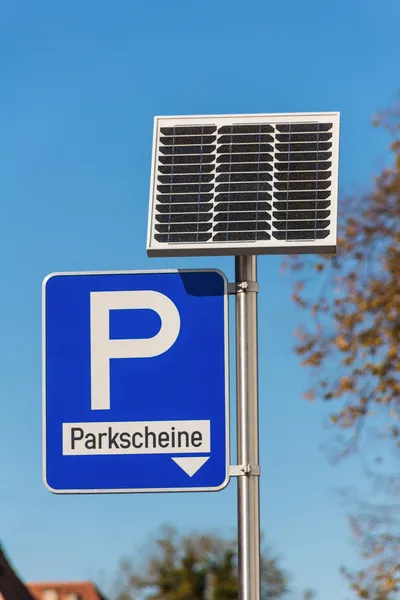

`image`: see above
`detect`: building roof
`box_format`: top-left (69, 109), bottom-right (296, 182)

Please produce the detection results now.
top-left (27, 581), bottom-right (107, 600)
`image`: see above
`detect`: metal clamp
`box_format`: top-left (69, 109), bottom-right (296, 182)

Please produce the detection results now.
top-left (229, 464), bottom-right (261, 477)
top-left (227, 281), bottom-right (259, 295)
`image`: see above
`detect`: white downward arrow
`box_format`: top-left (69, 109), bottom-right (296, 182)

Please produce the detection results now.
top-left (172, 456), bottom-right (210, 477)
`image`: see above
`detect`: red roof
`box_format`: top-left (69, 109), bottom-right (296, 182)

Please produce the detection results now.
top-left (27, 581), bottom-right (106, 600)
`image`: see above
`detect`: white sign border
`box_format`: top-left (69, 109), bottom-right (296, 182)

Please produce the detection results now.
top-left (42, 268), bottom-right (230, 494)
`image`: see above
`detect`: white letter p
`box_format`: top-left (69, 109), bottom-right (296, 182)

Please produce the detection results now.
top-left (90, 290), bottom-right (180, 410)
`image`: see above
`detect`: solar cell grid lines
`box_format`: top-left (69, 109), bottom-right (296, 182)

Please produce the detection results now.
top-left (147, 112), bottom-right (340, 256)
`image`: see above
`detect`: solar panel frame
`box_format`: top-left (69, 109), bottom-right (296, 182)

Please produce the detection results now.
top-left (147, 112), bottom-right (340, 257)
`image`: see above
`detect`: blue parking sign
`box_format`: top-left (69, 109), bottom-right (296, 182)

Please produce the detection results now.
top-left (43, 270), bottom-right (230, 493)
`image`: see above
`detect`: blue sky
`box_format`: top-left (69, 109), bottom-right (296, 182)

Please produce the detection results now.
top-left (0, 0), bottom-right (399, 598)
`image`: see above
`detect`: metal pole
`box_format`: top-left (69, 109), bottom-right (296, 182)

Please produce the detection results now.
top-left (235, 255), bottom-right (260, 600)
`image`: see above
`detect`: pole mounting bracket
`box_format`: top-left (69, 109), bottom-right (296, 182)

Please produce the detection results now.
top-left (227, 281), bottom-right (259, 295)
top-left (229, 464), bottom-right (261, 477)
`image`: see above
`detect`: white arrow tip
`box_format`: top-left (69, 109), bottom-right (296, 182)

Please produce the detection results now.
top-left (172, 456), bottom-right (210, 477)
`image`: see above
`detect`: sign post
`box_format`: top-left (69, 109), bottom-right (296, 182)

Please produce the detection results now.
top-left (44, 111), bottom-right (340, 600)
top-left (235, 256), bottom-right (260, 600)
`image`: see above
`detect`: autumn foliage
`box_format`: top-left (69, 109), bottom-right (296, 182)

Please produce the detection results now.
top-left (286, 108), bottom-right (400, 598)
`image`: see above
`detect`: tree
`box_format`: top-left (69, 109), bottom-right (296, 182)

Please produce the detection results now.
top-left (285, 107), bottom-right (400, 598)
top-left (114, 525), bottom-right (289, 600)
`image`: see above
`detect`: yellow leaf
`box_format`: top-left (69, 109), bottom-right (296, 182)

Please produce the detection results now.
top-left (340, 376), bottom-right (354, 391)
top-left (335, 335), bottom-right (349, 351)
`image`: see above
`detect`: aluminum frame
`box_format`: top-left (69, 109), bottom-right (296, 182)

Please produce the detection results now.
top-left (147, 112), bottom-right (340, 257)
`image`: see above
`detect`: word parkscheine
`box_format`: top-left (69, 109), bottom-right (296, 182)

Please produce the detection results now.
top-left (62, 420), bottom-right (211, 455)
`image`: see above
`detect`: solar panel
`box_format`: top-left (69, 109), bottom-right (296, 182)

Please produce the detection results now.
top-left (147, 113), bottom-right (340, 256)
